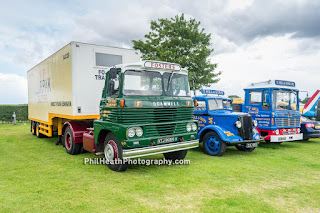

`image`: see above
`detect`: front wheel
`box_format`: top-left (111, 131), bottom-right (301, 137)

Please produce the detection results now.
top-left (104, 133), bottom-right (128, 172)
top-left (163, 150), bottom-right (187, 160)
top-left (236, 145), bottom-right (256, 152)
top-left (203, 131), bottom-right (226, 156)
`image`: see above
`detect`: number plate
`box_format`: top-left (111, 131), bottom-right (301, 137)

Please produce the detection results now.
top-left (278, 137), bottom-right (287, 141)
top-left (157, 137), bottom-right (175, 144)
top-left (315, 125), bottom-right (320, 129)
top-left (246, 143), bottom-right (258, 148)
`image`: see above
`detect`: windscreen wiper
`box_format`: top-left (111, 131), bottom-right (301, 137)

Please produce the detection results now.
top-left (166, 71), bottom-right (174, 91)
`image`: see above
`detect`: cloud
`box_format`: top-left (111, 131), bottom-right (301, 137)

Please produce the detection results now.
top-left (0, 73), bottom-right (27, 104)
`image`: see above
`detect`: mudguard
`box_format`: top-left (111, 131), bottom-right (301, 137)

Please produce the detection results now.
top-left (198, 125), bottom-right (244, 143)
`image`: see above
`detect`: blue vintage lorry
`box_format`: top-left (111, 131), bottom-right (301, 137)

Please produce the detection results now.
top-left (235, 80), bottom-right (303, 143)
top-left (193, 90), bottom-right (261, 156)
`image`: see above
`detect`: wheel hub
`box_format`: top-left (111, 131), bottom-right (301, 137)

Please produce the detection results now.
top-left (104, 140), bottom-right (118, 161)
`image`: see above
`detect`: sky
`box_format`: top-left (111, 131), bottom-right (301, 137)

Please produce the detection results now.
top-left (0, 0), bottom-right (319, 104)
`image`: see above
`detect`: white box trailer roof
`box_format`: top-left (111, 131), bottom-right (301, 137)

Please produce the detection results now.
top-left (28, 41), bottom-right (141, 124)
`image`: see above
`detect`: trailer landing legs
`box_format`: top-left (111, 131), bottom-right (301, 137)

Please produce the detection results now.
top-left (55, 135), bottom-right (63, 146)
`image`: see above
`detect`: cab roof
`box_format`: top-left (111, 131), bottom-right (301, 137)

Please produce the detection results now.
top-left (114, 60), bottom-right (188, 75)
top-left (193, 94), bottom-right (231, 101)
top-left (244, 79), bottom-right (299, 91)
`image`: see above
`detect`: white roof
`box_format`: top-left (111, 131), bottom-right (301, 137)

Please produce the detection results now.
top-left (244, 79), bottom-right (298, 90)
top-left (114, 60), bottom-right (188, 74)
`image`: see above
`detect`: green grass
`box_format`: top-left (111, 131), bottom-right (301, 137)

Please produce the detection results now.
top-left (0, 124), bottom-right (319, 212)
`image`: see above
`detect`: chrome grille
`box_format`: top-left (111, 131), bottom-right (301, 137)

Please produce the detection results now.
top-left (145, 122), bottom-right (186, 137)
top-left (275, 118), bottom-right (300, 127)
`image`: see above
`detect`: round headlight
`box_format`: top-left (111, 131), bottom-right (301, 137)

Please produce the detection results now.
top-left (235, 121), bottom-right (242, 128)
top-left (253, 120), bottom-right (258, 127)
top-left (275, 129), bottom-right (280, 135)
top-left (127, 127), bottom-right (135, 138)
top-left (135, 127), bottom-right (143, 137)
top-left (192, 123), bottom-right (197, 131)
top-left (186, 123), bottom-right (192, 132)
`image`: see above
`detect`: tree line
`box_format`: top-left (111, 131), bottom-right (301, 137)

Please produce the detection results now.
top-left (0, 105), bottom-right (29, 123)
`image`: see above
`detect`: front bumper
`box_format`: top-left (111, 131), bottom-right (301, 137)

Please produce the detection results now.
top-left (304, 133), bottom-right (320, 139)
top-left (122, 139), bottom-right (199, 159)
top-left (227, 138), bottom-right (263, 145)
top-left (270, 133), bottom-right (303, 142)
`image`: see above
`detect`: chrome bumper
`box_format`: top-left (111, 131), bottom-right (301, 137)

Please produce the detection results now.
top-left (122, 140), bottom-right (199, 159)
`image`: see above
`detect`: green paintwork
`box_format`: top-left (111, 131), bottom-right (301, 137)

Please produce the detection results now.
top-left (94, 68), bottom-right (198, 149)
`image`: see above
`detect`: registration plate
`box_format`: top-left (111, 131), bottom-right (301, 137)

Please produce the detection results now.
top-left (315, 125), bottom-right (320, 129)
top-left (157, 137), bottom-right (175, 144)
top-left (278, 137), bottom-right (287, 141)
top-left (246, 143), bottom-right (258, 148)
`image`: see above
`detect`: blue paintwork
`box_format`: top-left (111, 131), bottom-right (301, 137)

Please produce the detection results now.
top-left (205, 135), bottom-right (221, 154)
top-left (242, 87), bottom-right (301, 130)
top-left (193, 94), bottom-right (261, 144)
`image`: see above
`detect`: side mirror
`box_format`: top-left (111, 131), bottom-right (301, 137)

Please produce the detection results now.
top-left (109, 68), bottom-right (118, 79)
top-left (108, 80), bottom-right (115, 95)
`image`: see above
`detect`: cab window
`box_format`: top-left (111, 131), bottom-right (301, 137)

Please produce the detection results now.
top-left (194, 101), bottom-right (206, 111)
top-left (249, 91), bottom-right (262, 105)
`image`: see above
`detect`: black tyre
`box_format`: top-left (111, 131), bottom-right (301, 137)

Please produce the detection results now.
top-left (104, 132), bottom-right (128, 172)
top-left (236, 145), bottom-right (256, 152)
top-left (63, 126), bottom-right (82, 155)
top-left (35, 123), bottom-right (45, 138)
top-left (31, 121), bottom-right (36, 135)
top-left (163, 150), bottom-right (188, 160)
top-left (203, 131), bottom-right (227, 156)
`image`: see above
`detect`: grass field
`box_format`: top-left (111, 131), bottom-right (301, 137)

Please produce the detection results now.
top-left (0, 124), bottom-right (319, 212)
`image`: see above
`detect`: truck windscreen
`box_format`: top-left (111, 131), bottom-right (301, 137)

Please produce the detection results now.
top-left (123, 70), bottom-right (163, 96)
top-left (273, 90), bottom-right (298, 111)
top-left (163, 73), bottom-right (190, 97)
top-left (208, 99), bottom-right (232, 111)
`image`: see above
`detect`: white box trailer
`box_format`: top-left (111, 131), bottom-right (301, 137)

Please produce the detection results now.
top-left (28, 41), bottom-right (141, 137)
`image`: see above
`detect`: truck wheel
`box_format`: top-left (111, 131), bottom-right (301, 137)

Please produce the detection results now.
top-left (163, 150), bottom-right (188, 160)
top-left (203, 131), bottom-right (226, 156)
top-left (236, 145), bottom-right (256, 152)
top-left (104, 133), bottom-right (128, 172)
top-left (31, 121), bottom-right (36, 135)
top-left (35, 123), bottom-right (44, 138)
top-left (63, 126), bottom-right (82, 155)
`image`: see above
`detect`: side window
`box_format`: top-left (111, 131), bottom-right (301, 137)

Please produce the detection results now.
top-left (262, 90), bottom-right (270, 110)
top-left (194, 101), bottom-right (206, 111)
top-left (96, 53), bottom-right (122, 67)
top-left (249, 91), bottom-right (262, 105)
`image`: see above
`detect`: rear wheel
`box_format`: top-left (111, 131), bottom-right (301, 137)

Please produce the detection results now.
top-left (203, 131), bottom-right (226, 156)
top-left (63, 126), bottom-right (82, 155)
top-left (35, 123), bottom-right (44, 138)
top-left (236, 145), bottom-right (256, 152)
top-left (163, 150), bottom-right (188, 160)
top-left (31, 121), bottom-right (36, 135)
top-left (104, 133), bottom-right (128, 172)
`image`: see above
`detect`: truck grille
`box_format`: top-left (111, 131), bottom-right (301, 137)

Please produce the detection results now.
top-left (105, 107), bottom-right (193, 124)
top-left (275, 118), bottom-right (300, 127)
top-left (145, 122), bottom-right (187, 137)
top-left (238, 114), bottom-right (253, 140)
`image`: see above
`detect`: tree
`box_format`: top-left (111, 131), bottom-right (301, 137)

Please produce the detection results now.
top-left (132, 14), bottom-right (221, 89)
top-left (228, 95), bottom-right (241, 100)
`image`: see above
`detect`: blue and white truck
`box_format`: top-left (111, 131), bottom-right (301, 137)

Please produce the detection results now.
top-left (238, 80), bottom-right (303, 143)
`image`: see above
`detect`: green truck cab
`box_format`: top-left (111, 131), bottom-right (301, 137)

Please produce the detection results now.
top-left (84, 61), bottom-right (199, 171)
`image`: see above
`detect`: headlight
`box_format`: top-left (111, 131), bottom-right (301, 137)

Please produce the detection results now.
top-left (253, 120), bottom-right (258, 127)
top-left (192, 123), bottom-right (197, 131)
top-left (127, 127), bottom-right (135, 138)
top-left (275, 129), bottom-right (280, 135)
top-left (297, 128), bottom-right (300, 133)
top-left (186, 123), bottom-right (192, 132)
top-left (135, 127), bottom-right (143, 137)
top-left (234, 121), bottom-right (242, 128)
